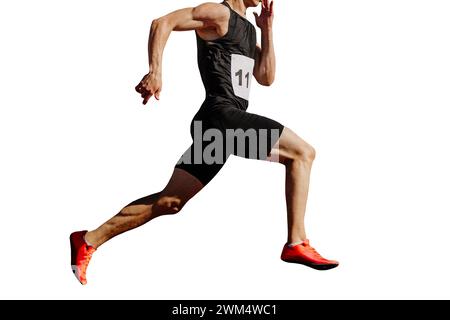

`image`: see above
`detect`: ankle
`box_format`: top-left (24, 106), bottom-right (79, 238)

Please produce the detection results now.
top-left (288, 236), bottom-right (307, 245)
top-left (84, 231), bottom-right (98, 249)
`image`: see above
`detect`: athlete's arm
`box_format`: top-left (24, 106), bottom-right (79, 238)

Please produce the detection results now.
top-left (135, 3), bottom-right (229, 105)
top-left (253, 0), bottom-right (275, 86)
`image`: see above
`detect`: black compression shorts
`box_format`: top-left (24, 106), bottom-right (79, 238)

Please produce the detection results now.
top-left (175, 104), bottom-right (285, 185)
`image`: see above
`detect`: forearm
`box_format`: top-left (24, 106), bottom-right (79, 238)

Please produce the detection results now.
top-left (259, 28), bottom-right (276, 84)
top-left (148, 18), bottom-right (173, 75)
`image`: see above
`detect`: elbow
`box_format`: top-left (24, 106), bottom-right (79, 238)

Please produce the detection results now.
top-left (259, 75), bottom-right (275, 87)
top-left (151, 17), bottom-right (169, 32)
top-left (151, 18), bottom-right (160, 30)
top-left (266, 77), bottom-right (275, 86)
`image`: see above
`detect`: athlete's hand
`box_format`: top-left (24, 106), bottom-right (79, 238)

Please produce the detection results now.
top-left (135, 71), bottom-right (162, 105)
top-left (253, 0), bottom-right (274, 31)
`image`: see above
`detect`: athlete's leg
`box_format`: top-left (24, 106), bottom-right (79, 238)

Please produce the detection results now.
top-left (84, 168), bottom-right (204, 248)
top-left (229, 115), bottom-right (337, 269)
top-left (70, 142), bottom-right (228, 284)
top-left (267, 127), bottom-right (315, 244)
top-left (215, 107), bottom-right (313, 244)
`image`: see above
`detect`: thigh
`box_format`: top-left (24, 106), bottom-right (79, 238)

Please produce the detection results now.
top-left (125, 168), bottom-right (204, 211)
top-left (218, 107), bottom-right (285, 161)
top-left (159, 168), bottom-right (205, 205)
top-left (266, 127), bottom-right (313, 164)
top-left (175, 144), bottom-right (227, 187)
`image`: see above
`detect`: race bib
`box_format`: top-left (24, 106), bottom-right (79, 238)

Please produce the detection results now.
top-left (231, 54), bottom-right (255, 101)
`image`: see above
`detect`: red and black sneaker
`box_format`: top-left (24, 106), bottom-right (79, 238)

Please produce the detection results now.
top-left (70, 231), bottom-right (96, 285)
top-left (281, 240), bottom-right (339, 270)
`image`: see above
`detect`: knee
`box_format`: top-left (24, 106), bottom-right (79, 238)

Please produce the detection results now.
top-left (289, 141), bottom-right (316, 164)
top-left (303, 143), bottom-right (316, 162)
top-left (154, 195), bottom-right (185, 216)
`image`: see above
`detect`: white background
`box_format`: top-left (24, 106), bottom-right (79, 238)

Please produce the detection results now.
top-left (1, 0), bottom-right (449, 299)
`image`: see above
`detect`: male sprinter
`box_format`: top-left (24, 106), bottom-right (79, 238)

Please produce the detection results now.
top-left (70, 0), bottom-right (338, 285)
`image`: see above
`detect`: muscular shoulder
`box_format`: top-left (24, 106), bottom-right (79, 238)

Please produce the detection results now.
top-left (193, 2), bottom-right (229, 24)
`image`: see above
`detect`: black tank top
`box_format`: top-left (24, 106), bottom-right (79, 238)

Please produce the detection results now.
top-left (196, 1), bottom-right (257, 111)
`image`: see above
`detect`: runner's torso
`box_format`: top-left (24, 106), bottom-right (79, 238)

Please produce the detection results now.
top-left (196, 1), bottom-right (257, 111)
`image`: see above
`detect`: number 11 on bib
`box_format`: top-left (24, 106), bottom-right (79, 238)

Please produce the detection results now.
top-left (231, 54), bottom-right (255, 101)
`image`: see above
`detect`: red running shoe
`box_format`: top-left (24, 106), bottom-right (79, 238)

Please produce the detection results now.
top-left (70, 231), bottom-right (96, 285)
top-left (281, 240), bottom-right (339, 270)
